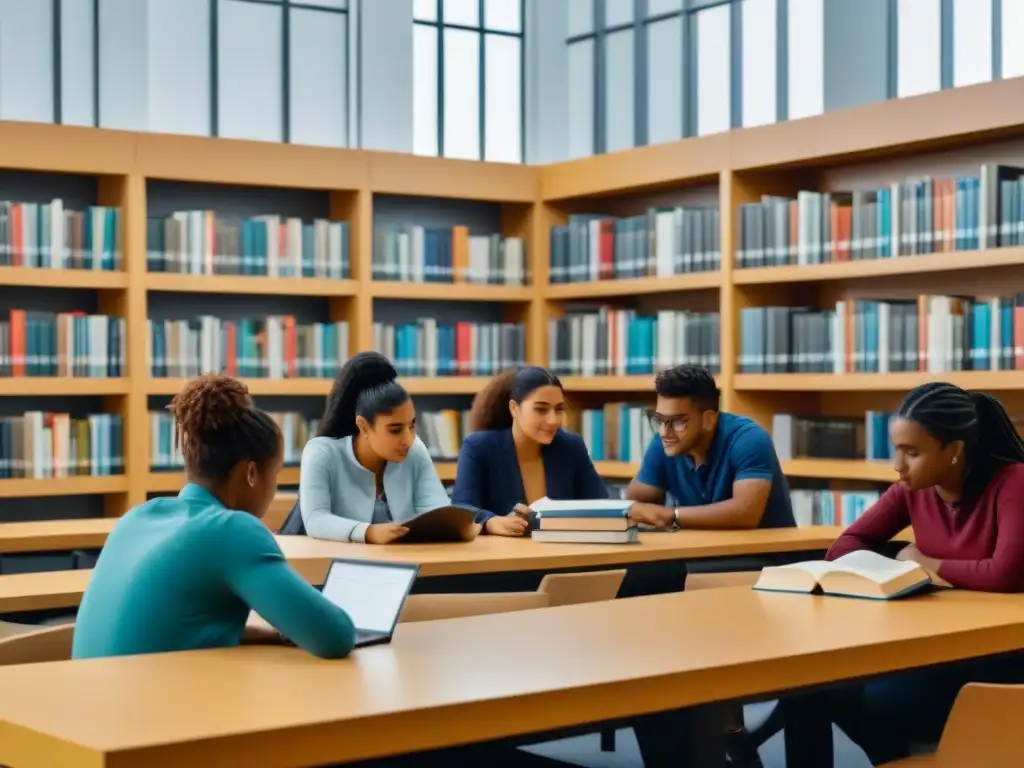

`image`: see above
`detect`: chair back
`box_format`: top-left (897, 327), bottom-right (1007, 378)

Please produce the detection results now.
top-left (265, 493), bottom-right (298, 533)
top-left (276, 495), bottom-right (306, 535)
top-left (399, 591), bottom-right (549, 623)
top-left (538, 569), bottom-right (626, 606)
top-left (0, 624), bottom-right (75, 666)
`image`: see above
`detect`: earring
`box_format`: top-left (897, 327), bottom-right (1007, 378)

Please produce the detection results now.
top-left (952, 456), bottom-right (959, 465)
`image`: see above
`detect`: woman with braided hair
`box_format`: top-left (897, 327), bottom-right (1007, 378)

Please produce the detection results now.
top-left (785, 382), bottom-right (1024, 766)
top-left (72, 374), bottom-right (356, 660)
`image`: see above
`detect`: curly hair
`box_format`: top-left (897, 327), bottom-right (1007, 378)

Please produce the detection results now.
top-left (167, 374), bottom-right (280, 479)
top-left (317, 351), bottom-right (410, 438)
top-left (654, 365), bottom-right (721, 411)
top-left (469, 366), bottom-right (562, 432)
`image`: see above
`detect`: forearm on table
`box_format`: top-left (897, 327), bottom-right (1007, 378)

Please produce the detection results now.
top-left (672, 499), bottom-right (762, 530)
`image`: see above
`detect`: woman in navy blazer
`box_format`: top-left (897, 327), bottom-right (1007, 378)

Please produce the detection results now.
top-left (451, 366), bottom-right (609, 536)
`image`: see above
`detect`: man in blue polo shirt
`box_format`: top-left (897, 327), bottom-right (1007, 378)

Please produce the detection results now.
top-left (627, 364), bottom-right (795, 530)
top-left (627, 365), bottom-right (792, 768)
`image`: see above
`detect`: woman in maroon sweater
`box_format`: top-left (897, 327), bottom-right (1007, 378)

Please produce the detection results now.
top-left (785, 382), bottom-right (1024, 767)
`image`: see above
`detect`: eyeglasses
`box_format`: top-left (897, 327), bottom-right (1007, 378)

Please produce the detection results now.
top-left (646, 412), bottom-right (688, 434)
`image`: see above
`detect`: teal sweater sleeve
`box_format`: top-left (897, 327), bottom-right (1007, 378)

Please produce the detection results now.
top-left (221, 513), bottom-right (357, 659)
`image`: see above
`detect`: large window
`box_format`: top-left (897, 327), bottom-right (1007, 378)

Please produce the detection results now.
top-left (567, 0), bottom-right (783, 156)
top-left (413, 0), bottom-right (524, 163)
top-left (213, 0), bottom-right (350, 145)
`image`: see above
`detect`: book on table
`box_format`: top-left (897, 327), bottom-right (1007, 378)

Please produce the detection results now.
top-left (530, 497), bottom-right (638, 544)
top-left (753, 550), bottom-right (932, 600)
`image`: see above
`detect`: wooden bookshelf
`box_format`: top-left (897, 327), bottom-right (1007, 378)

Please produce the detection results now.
top-left (5, 78), bottom-right (1024, 514)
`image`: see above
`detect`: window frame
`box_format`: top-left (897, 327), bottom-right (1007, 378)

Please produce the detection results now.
top-left (206, 0), bottom-right (351, 142)
top-left (414, 0), bottom-right (526, 163)
top-left (567, 0), bottom-right (783, 155)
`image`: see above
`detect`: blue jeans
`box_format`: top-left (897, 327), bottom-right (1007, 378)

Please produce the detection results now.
top-left (784, 651), bottom-right (1024, 766)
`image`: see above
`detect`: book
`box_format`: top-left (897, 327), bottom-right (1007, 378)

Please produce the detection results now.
top-left (532, 528), bottom-right (639, 544)
top-left (530, 498), bottom-right (637, 544)
top-left (398, 504), bottom-right (481, 544)
top-left (753, 550), bottom-right (932, 600)
top-left (530, 497), bottom-right (632, 517)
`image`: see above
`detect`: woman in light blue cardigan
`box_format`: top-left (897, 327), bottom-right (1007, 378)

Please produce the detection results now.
top-left (281, 352), bottom-right (450, 544)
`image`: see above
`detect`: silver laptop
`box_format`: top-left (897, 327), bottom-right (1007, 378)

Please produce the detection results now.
top-left (320, 559), bottom-right (420, 648)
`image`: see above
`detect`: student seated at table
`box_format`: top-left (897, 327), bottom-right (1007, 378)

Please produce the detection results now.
top-left (449, 366), bottom-right (608, 536)
top-left (625, 364), bottom-right (795, 530)
top-left (623, 364), bottom-right (794, 768)
top-left (785, 382), bottom-right (1024, 767)
top-left (72, 375), bottom-right (356, 660)
top-left (289, 351), bottom-right (450, 544)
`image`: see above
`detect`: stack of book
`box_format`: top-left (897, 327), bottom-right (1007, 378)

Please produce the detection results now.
top-left (530, 498), bottom-right (637, 544)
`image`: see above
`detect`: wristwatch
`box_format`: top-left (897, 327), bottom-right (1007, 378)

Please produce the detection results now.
top-left (672, 506), bottom-right (681, 528)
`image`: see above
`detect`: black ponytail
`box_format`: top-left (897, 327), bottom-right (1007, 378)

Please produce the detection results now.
top-left (317, 352), bottom-right (410, 438)
top-left (897, 382), bottom-right (1024, 495)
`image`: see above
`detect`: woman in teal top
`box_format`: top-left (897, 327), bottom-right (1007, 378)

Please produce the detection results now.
top-left (284, 351), bottom-right (451, 544)
top-left (72, 375), bottom-right (356, 660)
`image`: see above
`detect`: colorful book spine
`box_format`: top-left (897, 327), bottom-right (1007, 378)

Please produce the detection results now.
top-left (372, 320), bottom-right (526, 377)
top-left (0, 200), bottom-right (121, 271)
top-left (0, 412), bottom-right (123, 479)
top-left (373, 225), bottom-right (527, 285)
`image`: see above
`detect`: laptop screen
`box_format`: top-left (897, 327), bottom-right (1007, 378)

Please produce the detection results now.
top-left (321, 560), bottom-right (418, 634)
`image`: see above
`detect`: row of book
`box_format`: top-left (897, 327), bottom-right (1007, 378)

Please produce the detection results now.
top-left (790, 489), bottom-right (882, 527)
top-left (772, 412), bottom-right (895, 463)
top-left (549, 206), bottom-right (721, 284)
top-left (0, 412), bottom-right (123, 479)
top-left (735, 164), bottom-right (1020, 268)
top-left (549, 309), bottom-right (721, 376)
top-left (149, 408), bottom-right (471, 472)
top-left (372, 320), bottom-right (527, 377)
top-left (739, 295), bottom-right (1024, 374)
top-left (373, 226), bottom-right (527, 285)
top-left (148, 319), bottom-right (350, 379)
top-left (146, 212), bottom-right (350, 278)
top-left (0, 312), bottom-right (124, 378)
top-left (579, 403), bottom-right (657, 464)
top-left (0, 200), bottom-right (121, 272)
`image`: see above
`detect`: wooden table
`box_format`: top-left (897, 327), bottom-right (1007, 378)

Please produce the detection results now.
top-left (0, 587), bottom-right (1021, 768)
top-left (0, 527), bottom-right (858, 613)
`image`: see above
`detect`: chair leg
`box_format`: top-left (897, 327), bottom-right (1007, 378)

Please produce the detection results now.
top-left (599, 729), bottom-right (616, 752)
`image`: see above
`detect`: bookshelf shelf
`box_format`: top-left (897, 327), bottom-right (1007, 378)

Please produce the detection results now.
top-left (0, 267), bottom-right (128, 290)
top-left (732, 247), bottom-right (1024, 285)
top-left (546, 272), bottom-right (721, 299)
top-left (592, 461), bottom-right (637, 479)
top-left (781, 458), bottom-right (895, 483)
top-left (734, 372), bottom-right (1024, 392)
top-left (0, 378), bottom-right (130, 396)
top-left (401, 377), bottom-right (493, 396)
top-left (144, 378), bottom-right (334, 397)
top-left (144, 274), bottom-right (358, 297)
top-left (435, 462), bottom-right (457, 482)
top-left (0, 476), bottom-right (128, 499)
top-left (146, 468), bottom-right (301, 493)
top-left (559, 376), bottom-right (655, 392)
top-left (370, 281), bottom-right (533, 302)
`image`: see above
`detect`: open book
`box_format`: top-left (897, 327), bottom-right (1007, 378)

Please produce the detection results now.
top-left (753, 550), bottom-right (932, 600)
top-left (399, 504), bottom-right (481, 544)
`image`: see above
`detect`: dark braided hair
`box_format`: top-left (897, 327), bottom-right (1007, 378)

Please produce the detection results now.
top-left (469, 366), bottom-right (562, 432)
top-left (168, 375), bottom-right (280, 479)
top-left (318, 351), bottom-right (409, 439)
top-left (897, 382), bottom-right (1024, 495)
top-left (654, 365), bottom-right (721, 412)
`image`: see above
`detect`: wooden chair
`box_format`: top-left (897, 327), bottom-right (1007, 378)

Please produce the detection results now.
top-left (400, 569), bottom-right (627, 623)
top-left (264, 493), bottom-right (296, 533)
top-left (879, 683), bottom-right (1024, 767)
top-left (0, 623), bottom-right (74, 665)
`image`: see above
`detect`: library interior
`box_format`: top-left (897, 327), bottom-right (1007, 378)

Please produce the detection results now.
top-left (2, 0), bottom-right (1024, 767)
